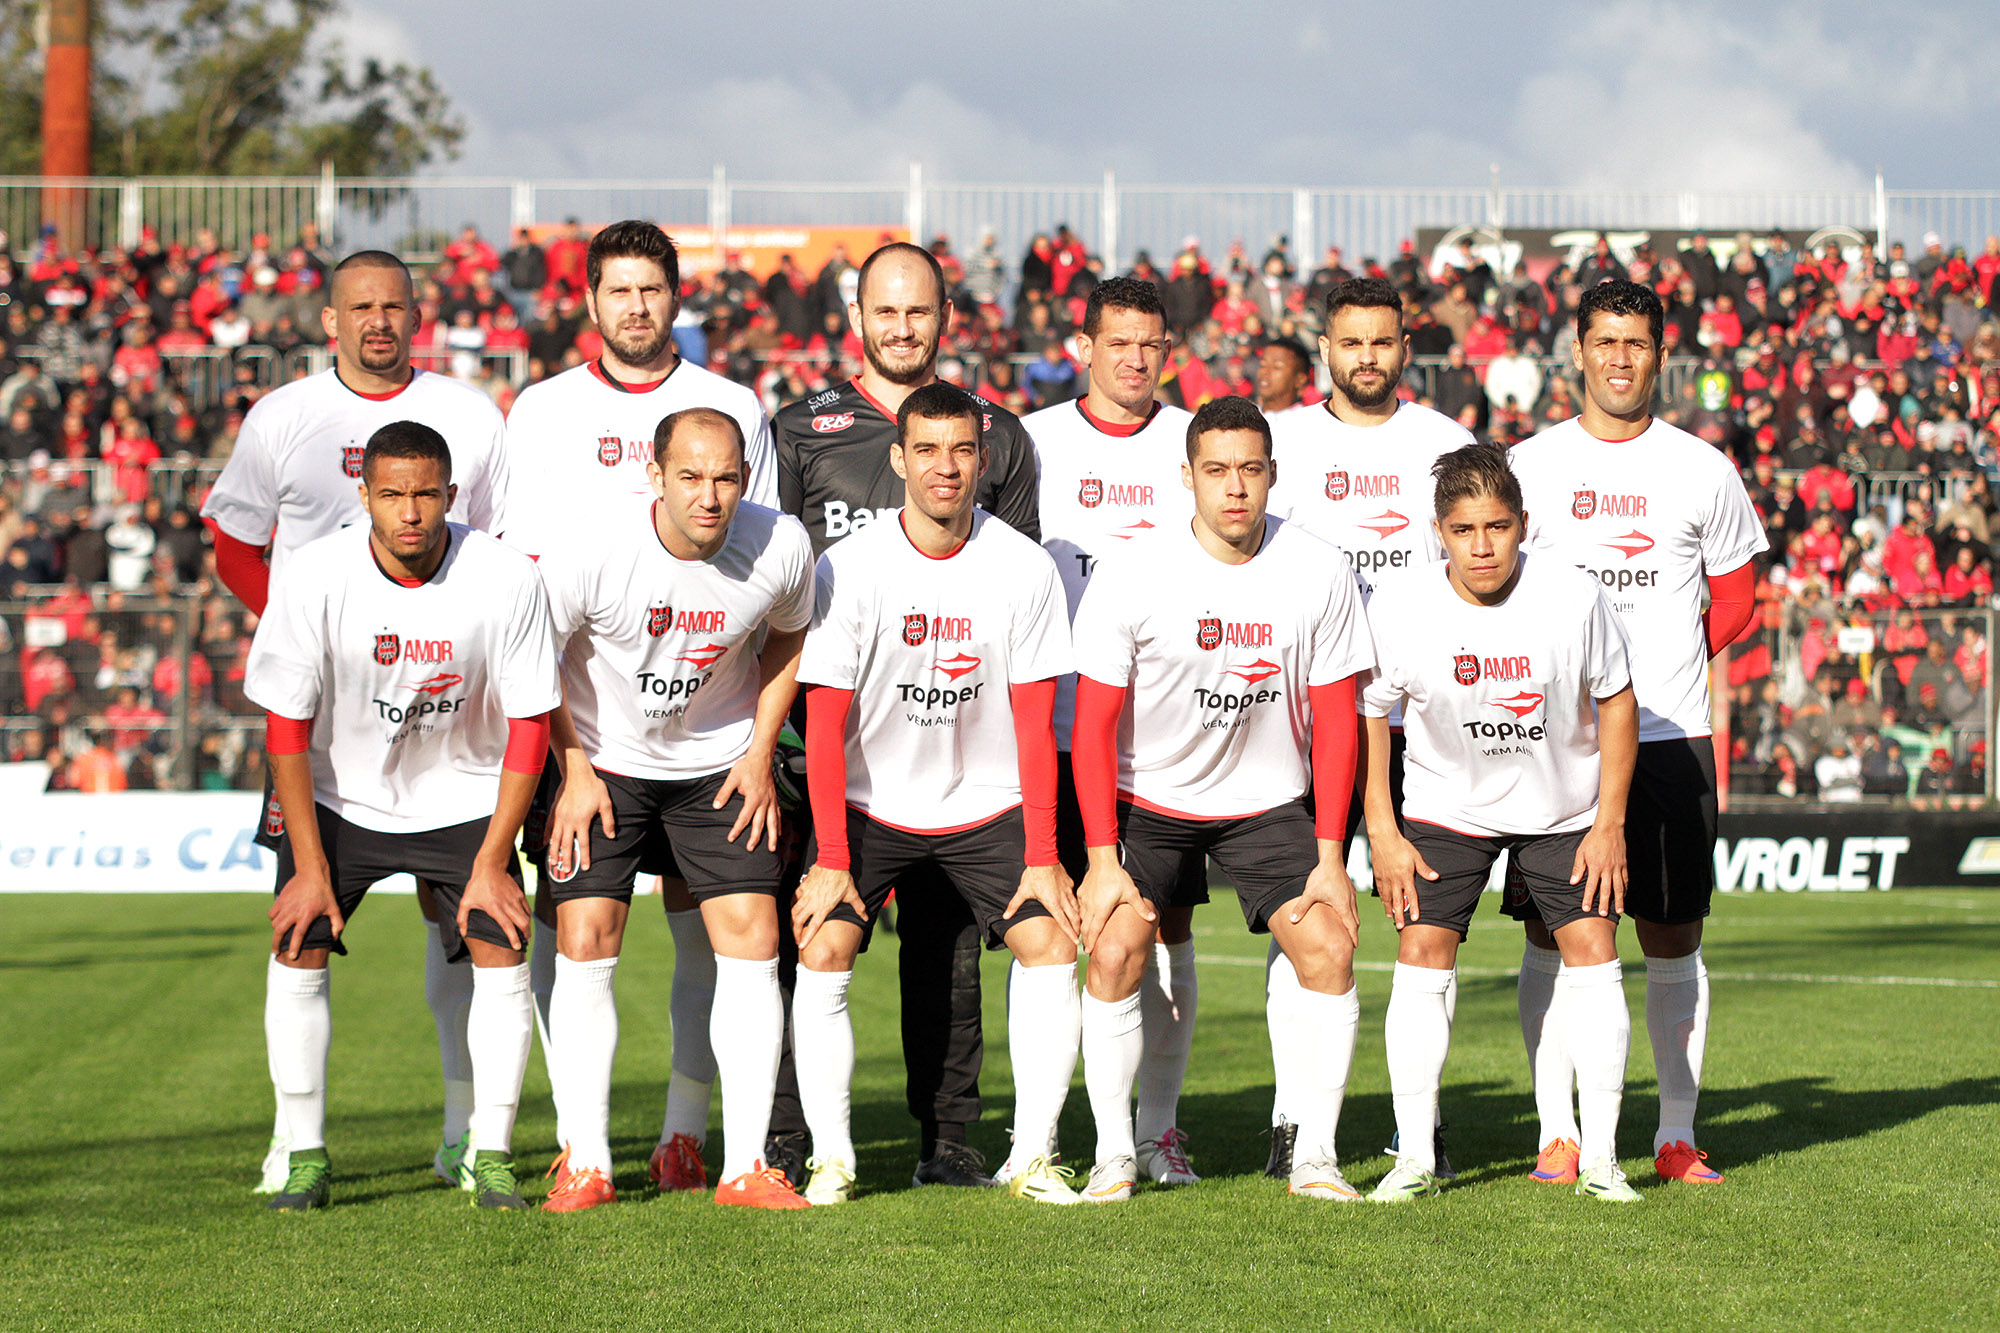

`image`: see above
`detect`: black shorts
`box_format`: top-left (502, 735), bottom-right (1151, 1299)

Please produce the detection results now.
top-left (526, 761), bottom-right (683, 880)
top-left (273, 805), bottom-right (522, 961)
top-left (1055, 752), bottom-right (1208, 908)
top-left (1405, 820), bottom-right (1607, 938)
top-left (1500, 738), bottom-right (1716, 927)
top-left (813, 807), bottom-right (1047, 952)
top-left (1118, 801), bottom-right (1321, 935)
top-left (546, 768), bottom-right (781, 905)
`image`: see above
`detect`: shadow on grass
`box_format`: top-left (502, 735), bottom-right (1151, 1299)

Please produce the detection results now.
top-left (0, 946), bottom-right (235, 970)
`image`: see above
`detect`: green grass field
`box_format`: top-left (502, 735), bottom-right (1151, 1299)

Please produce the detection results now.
top-left (4, 888), bottom-right (1997, 1332)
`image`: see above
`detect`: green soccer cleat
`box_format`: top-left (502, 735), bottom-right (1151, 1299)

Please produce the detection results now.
top-left (1369, 1158), bottom-right (1444, 1203)
top-left (267, 1148), bottom-right (331, 1212)
top-left (434, 1132), bottom-right (474, 1191)
top-left (1006, 1154), bottom-right (1081, 1205)
top-left (803, 1156), bottom-right (856, 1206)
top-left (1576, 1162), bottom-right (1644, 1203)
top-left (470, 1150), bottom-right (527, 1210)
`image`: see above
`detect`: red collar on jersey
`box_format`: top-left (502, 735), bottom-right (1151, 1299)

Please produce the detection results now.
top-left (847, 377), bottom-right (902, 421)
top-left (336, 368), bottom-right (416, 402)
top-left (1075, 397), bottom-right (1159, 438)
top-left (590, 358), bottom-right (677, 394)
top-left (899, 510), bottom-right (968, 561)
top-left (367, 528), bottom-right (449, 587)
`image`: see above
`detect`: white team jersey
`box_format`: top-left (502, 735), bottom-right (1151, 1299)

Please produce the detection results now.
top-left (1071, 517), bottom-right (1374, 819)
top-left (503, 360), bottom-right (778, 559)
top-left (1024, 398), bottom-right (1195, 746)
top-left (202, 368), bottom-right (509, 586)
top-left (1361, 555), bottom-right (1631, 838)
top-left (245, 523), bottom-right (561, 835)
top-left (539, 499), bottom-right (814, 781)
top-left (797, 509), bottom-right (1072, 833)
top-left (1267, 398), bottom-right (1472, 594)
top-left (1509, 416), bottom-right (1766, 743)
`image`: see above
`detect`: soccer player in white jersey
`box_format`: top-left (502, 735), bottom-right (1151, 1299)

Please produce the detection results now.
top-left (1025, 275), bottom-right (1205, 1187)
top-left (1069, 397), bottom-right (1374, 1203)
top-left (504, 220), bottom-right (779, 1196)
top-left (202, 250), bottom-right (511, 1196)
top-left (1506, 280), bottom-right (1764, 1187)
top-left (534, 408), bottom-right (814, 1213)
top-left (1363, 443), bottom-right (1639, 1203)
top-left (1262, 275), bottom-right (1474, 1178)
top-left (247, 422), bottom-right (559, 1212)
top-left (791, 382), bottom-right (1082, 1206)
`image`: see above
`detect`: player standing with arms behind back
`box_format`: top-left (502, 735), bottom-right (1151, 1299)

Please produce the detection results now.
top-left (1506, 280), bottom-right (1763, 1187)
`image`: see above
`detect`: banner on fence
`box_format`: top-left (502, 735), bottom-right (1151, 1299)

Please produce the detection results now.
top-left (1715, 809), bottom-right (2000, 892)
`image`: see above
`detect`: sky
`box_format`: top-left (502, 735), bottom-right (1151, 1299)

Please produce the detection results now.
top-left (332, 0), bottom-right (2000, 191)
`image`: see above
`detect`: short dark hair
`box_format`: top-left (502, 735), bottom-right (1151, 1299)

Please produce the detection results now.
top-left (587, 220), bottom-right (680, 296)
top-left (1263, 336), bottom-right (1313, 375)
top-left (330, 250), bottom-right (412, 303)
top-left (855, 241), bottom-right (946, 310)
top-left (1186, 395), bottom-right (1272, 463)
top-left (1432, 443), bottom-right (1521, 520)
top-left (1083, 274), bottom-right (1167, 338)
top-left (361, 420), bottom-right (452, 484)
top-left (896, 381), bottom-right (980, 443)
top-left (655, 406), bottom-right (745, 464)
top-left (1323, 275), bottom-right (1403, 326)
top-left (1576, 278), bottom-right (1664, 347)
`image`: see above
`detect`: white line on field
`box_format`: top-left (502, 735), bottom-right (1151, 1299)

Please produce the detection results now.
top-left (1192, 955), bottom-right (2000, 989)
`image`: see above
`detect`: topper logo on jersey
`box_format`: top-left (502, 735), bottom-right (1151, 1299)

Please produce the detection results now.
top-left (1600, 530), bottom-right (1656, 559)
top-left (1196, 618), bottom-right (1222, 650)
top-left (812, 413), bottom-right (855, 434)
top-left (1488, 690), bottom-right (1544, 719)
top-left (1079, 478), bottom-right (1104, 508)
top-left (675, 642), bottom-right (730, 671)
top-left (408, 672), bottom-right (464, 697)
top-left (374, 633), bottom-right (401, 666)
top-left (1324, 471), bottom-right (1349, 501)
top-left (597, 436), bottom-right (623, 467)
top-left (341, 446), bottom-right (364, 479)
top-left (932, 652), bottom-right (981, 682)
top-left (647, 605), bottom-right (673, 637)
top-left (1358, 510), bottom-right (1410, 539)
top-left (1224, 658), bottom-right (1282, 686)
top-left (1467, 689), bottom-right (1547, 742)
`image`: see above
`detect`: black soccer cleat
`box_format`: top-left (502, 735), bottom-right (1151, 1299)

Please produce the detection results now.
top-left (912, 1141), bottom-right (996, 1188)
top-left (762, 1130), bottom-right (810, 1192)
top-left (267, 1148), bottom-right (331, 1212)
top-left (470, 1150), bottom-right (527, 1210)
top-left (1265, 1119), bottom-right (1298, 1179)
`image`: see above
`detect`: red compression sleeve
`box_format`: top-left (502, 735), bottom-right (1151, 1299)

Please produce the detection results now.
top-left (1009, 679), bottom-right (1060, 866)
top-left (1072, 675), bottom-right (1130, 849)
top-left (503, 712), bottom-right (551, 775)
top-left (206, 519), bottom-right (272, 616)
top-left (1308, 676), bottom-right (1359, 841)
top-left (1703, 563), bottom-right (1759, 658)
top-left (805, 685), bottom-right (855, 870)
top-left (265, 711), bottom-right (311, 756)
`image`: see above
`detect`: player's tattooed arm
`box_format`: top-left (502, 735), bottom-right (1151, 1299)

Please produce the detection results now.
top-left (545, 700), bottom-right (614, 878)
top-left (1363, 714), bottom-right (1436, 927)
top-left (1573, 685), bottom-right (1637, 915)
top-left (267, 746), bottom-right (341, 959)
top-left (715, 626), bottom-right (806, 851)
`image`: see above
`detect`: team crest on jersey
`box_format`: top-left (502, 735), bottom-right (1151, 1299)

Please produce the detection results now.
top-left (597, 436), bottom-right (623, 467)
top-left (1572, 489), bottom-right (1597, 520)
top-left (374, 633), bottom-right (400, 666)
top-left (1453, 653), bottom-right (1480, 685)
top-left (1196, 618), bottom-right (1222, 651)
top-left (903, 614), bottom-right (929, 647)
top-left (1078, 478), bottom-right (1104, 508)
top-left (647, 605), bottom-right (673, 637)
top-left (341, 446), bottom-right (364, 479)
top-left (1324, 471), bottom-right (1350, 502)
top-left (812, 413), bottom-right (855, 433)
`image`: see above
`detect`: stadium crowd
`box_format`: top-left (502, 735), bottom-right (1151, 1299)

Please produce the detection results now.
top-left (0, 218), bottom-right (1991, 799)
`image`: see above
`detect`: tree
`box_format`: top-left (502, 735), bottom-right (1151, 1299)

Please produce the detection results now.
top-left (0, 0), bottom-right (463, 177)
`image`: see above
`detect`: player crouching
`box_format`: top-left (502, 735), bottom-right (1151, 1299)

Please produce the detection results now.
top-left (1069, 397), bottom-right (1374, 1202)
top-left (248, 422), bottom-right (561, 1212)
top-left (1361, 444), bottom-right (1640, 1203)
top-left (790, 383), bottom-right (1083, 1205)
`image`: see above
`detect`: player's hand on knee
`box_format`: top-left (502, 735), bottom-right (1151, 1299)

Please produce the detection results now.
top-left (460, 863), bottom-right (531, 950)
top-left (1006, 863), bottom-right (1080, 944)
top-left (271, 865), bottom-right (341, 960)
top-left (1372, 833), bottom-right (1435, 928)
top-left (1574, 820), bottom-right (1628, 916)
top-left (715, 753), bottom-right (782, 851)
top-left (792, 864), bottom-right (863, 948)
top-left (1293, 852), bottom-right (1361, 949)
top-left (1076, 860), bottom-right (1147, 952)
top-left (549, 769), bottom-right (614, 878)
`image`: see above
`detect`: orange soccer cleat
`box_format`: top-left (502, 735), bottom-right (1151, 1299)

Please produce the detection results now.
top-left (649, 1133), bottom-right (709, 1193)
top-left (714, 1162), bottom-right (813, 1210)
top-left (1655, 1141), bottom-right (1724, 1184)
top-left (1530, 1137), bottom-right (1581, 1184)
top-left (542, 1146), bottom-right (618, 1213)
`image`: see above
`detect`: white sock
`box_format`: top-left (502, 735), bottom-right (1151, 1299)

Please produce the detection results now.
top-left (1004, 961), bottom-right (1080, 1172)
top-left (529, 926), bottom-right (557, 1051)
top-left (549, 954), bottom-right (619, 1175)
top-left (1519, 941), bottom-right (1578, 1143)
top-left (265, 957), bottom-right (330, 1152)
top-left (1082, 990), bottom-right (1143, 1163)
top-left (1134, 940), bottom-right (1197, 1145)
top-left (791, 966), bottom-right (856, 1168)
top-left (269, 1102), bottom-right (288, 1146)
top-left (710, 955), bottom-right (782, 1182)
top-left (467, 962), bottom-right (533, 1156)
top-left (1265, 942), bottom-right (1302, 1128)
top-left (1383, 962), bottom-right (1454, 1173)
top-left (1646, 949), bottom-right (1708, 1153)
top-left (661, 909), bottom-right (718, 1146)
top-left (1565, 959), bottom-right (1631, 1168)
top-left (1291, 983), bottom-right (1360, 1165)
top-left (425, 924), bottom-right (475, 1144)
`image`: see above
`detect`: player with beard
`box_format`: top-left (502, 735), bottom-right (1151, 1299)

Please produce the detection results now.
top-left (1505, 280), bottom-right (1763, 1188)
top-left (248, 421), bottom-right (558, 1212)
top-left (772, 242), bottom-right (1040, 1190)
top-left (1263, 276), bottom-right (1474, 1179)
top-left (1025, 276), bottom-right (1206, 1188)
top-left (203, 250), bottom-right (510, 1197)
top-left (504, 220), bottom-right (780, 1196)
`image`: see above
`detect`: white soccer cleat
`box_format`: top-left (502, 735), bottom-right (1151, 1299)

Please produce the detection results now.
top-left (1082, 1155), bottom-right (1139, 1204)
top-left (802, 1156), bottom-right (856, 1206)
top-left (255, 1133), bottom-right (291, 1194)
top-left (1136, 1127), bottom-right (1201, 1185)
top-left (1287, 1157), bottom-right (1361, 1201)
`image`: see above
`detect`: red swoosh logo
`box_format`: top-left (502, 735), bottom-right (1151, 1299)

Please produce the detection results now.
top-left (675, 642), bottom-right (730, 671)
top-left (933, 652), bottom-right (982, 681)
top-left (1489, 690), bottom-right (1544, 719)
top-left (406, 673), bottom-right (462, 697)
top-left (1112, 519), bottom-right (1156, 540)
top-left (1601, 530), bottom-right (1654, 559)
top-left (1223, 658), bottom-right (1282, 686)
top-left (1358, 509), bottom-right (1409, 539)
